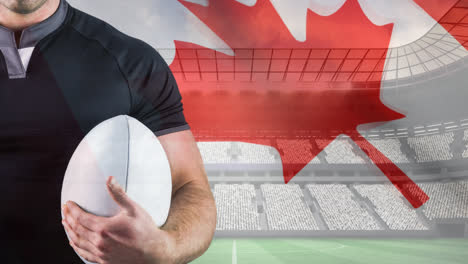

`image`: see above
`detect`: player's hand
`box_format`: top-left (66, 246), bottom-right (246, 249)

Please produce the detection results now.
top-left (62, 176), bottom-right (177, 264)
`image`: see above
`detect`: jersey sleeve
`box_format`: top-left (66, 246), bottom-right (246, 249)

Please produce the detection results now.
top-left (125, 42), bottom-right (190, 136)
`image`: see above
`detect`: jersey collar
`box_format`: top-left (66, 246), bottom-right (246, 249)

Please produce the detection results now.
top-left (0, 0), bottom-right (68, 49)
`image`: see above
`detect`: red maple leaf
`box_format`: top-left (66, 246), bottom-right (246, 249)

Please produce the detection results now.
top-left (171, 0), bottom-right (429, 208)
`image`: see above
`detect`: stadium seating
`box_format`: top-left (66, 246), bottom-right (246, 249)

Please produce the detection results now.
top-left (197, 142), bottom-right (231, 164)
top-left (277, 139), bottom-right (321, 164)
top-left (196, 127), bottom-right (466, 165)
top-left (307, 184), bottom-right (382, 230)
top-left (213, 184), bottom-right (260, 230)
top-left (317, 138), bottom-right (365, 164)
top-left (233, 142), bottom-right (277, 164)
top-left (365, 138), bottom-right (410, 163)
top-left (419, 181), bottom-right (468, 220)
top-left (354, 184), bottom-right (428, 230)
top-left (407, 132), bottom-right (454, 162)
top-left (261, 184), bottom-right (319, 230)
top-left (208, 181), bottom-right (468, 232)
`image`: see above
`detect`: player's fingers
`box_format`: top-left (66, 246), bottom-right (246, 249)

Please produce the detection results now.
top-left (63, 201), bottom-right (106, 232)
top-left (70, 240), bottom-right (102, 264)
top-left (63, 219), bottom-right (101, 258)
top-left (63, 216), bottom-right (101, 247)
top-left (106, 176), bottom-right (135, 215)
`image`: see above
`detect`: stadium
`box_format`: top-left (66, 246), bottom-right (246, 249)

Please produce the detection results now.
top-left (181, 2), bottom-right (468, 263)
top-left (72, 0), bottom-right (468, 263)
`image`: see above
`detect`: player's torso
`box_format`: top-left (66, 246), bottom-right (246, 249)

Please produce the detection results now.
top-left (0, 6), bottom-right (131, 263)
top-left (0, 22), bottom-right (132, 181)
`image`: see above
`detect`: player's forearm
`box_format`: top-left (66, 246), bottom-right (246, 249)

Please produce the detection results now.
top-left (161, 180), bottom-right (217, 264)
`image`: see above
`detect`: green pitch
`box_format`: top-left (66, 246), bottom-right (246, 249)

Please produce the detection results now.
top-left (193, 238), bottom-right (468, 264)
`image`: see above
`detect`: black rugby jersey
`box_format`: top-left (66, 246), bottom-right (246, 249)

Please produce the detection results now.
top-left (0, 0), bottom-right (189, 262)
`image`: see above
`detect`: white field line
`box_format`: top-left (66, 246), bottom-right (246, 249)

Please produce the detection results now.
top-left (232, 240), bottom-right (237, 264)
top-left (318, 244), bottom-right (347, 252)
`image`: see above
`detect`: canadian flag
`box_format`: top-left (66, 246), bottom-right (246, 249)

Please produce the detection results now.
top-left (72, 0), bottom-right (468, 208)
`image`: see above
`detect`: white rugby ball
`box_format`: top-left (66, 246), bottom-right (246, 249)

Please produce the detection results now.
top-left (61, 115), bottom-right (172, 264)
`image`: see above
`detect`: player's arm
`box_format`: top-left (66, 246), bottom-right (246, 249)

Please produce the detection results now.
top-left (61, 129), bottom-right (216, 264)
top-left (155, 129), bottom-right (216, 264)
top-left (62, 38), bottom-right (216, 263)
